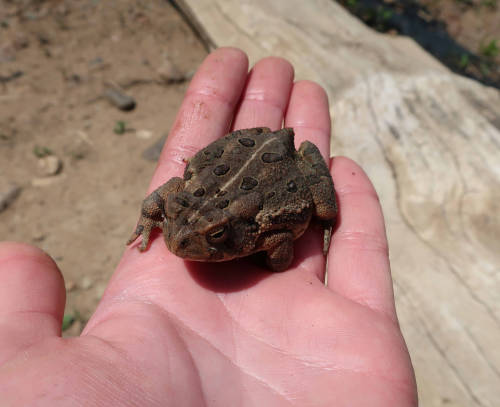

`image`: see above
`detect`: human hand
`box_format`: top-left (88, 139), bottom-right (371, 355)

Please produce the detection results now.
top-left (0, 48), bottom-right (417, 406)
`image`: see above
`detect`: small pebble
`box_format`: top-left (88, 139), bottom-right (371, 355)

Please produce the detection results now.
top-left (104, 87), bottom-right (136, 111)
top-left (136, 129), bottom-right (153, 140)
top-left (13, 33), bottom-right (29, 50)
top-left (80, 276), bottom-right (93, 290)
top-left (0, 181), bottom-right (21, 213)
top-left (31, 175), bottom-right (64, 187)
top-left (38, 155), bottom-right (62, 176)
top-left (156, 57), bottom-right (187, 83)
top-left (32, 232), bottom-right (46, 242)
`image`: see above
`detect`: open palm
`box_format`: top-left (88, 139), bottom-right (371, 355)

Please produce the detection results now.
top-left (0, 48), bottom-right (417, 406)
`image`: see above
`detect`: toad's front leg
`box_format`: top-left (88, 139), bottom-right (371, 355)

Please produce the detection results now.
top-left (127, 177), bottom-right (184, 251)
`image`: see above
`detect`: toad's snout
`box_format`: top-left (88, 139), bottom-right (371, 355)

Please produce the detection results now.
top-left (165, 229), bottom-right (217, 261)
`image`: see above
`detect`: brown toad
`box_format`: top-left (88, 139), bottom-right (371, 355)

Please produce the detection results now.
top-left (127, 127), bottom-right (337, 271)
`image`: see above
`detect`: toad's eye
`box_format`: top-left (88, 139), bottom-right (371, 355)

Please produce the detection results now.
top-left (207, 225), bottom-right (228, 244)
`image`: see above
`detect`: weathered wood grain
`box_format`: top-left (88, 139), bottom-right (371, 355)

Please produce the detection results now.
top-left (173, 1), bottom-right (500, 406)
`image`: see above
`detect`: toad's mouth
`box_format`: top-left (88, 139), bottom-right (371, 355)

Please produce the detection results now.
top-left (165, 232), bottom-right (228, 261)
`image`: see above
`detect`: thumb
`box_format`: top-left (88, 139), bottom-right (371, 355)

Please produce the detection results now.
top-left (0, 242), bottom-right (66, 363)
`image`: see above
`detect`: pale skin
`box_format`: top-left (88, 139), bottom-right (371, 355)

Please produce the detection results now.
top-left (0, 48), bottom-right (417, 406)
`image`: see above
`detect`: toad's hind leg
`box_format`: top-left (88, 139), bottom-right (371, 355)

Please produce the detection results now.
top-left (297, 141), bottom-right (338, 254)
top-left (127, 177), bottom-right (184, 251)
top-left (259, 231), bottom-right (294, 272)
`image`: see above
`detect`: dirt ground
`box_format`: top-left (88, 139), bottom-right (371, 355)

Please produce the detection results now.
top-left (412, 0), bottom-right (500, 86)
top-left (0, 0), bottom-right (207, 334)
top-left (338, 0), bottom-right (500, 88)
top-left (0, 0), bottom-right (498, 335)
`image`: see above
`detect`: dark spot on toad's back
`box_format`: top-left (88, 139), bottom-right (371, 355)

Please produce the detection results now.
top-left (240, 177), bottom-right (258, 190)
top-left (217, 199), bottom-right (229, 209)
top-left (214, 147), bottom-right (224, 158)
top-left (193, 187), bottom-right (205, 197)
top-left (214, 164), bottom-right (229, 176)
top-left (261, 152), bottom-right (283, 163)
top-left (238, 138), bottom-right (255, 147)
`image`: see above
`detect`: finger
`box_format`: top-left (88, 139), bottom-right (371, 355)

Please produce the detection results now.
top-left (0, 242), bottom-right (65, 363)
top-left (284, 80), bottom-right (332, 280)
top-left (327, 157), bottom-right (396, 320)
top-left (151, 47), bottom-right (249, 191)
top-left (231, 56), bottom-right (294, 130)
top-left (126, 48), bottom-right (248, 254)
top-left (102, 49), bottom-right (250, 320)
top-left (285, 80), bottom-right (331, 160)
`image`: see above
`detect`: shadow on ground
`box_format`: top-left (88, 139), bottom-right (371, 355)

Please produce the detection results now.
top-left (336, 0), bottom-right (500, 89)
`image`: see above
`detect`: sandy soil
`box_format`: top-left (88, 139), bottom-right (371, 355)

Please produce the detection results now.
top-left (0, 0), bottom-right (206, 334)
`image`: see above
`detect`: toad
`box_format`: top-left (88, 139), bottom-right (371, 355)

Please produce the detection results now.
top-left (127, 127), bottom-right (337, 271)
